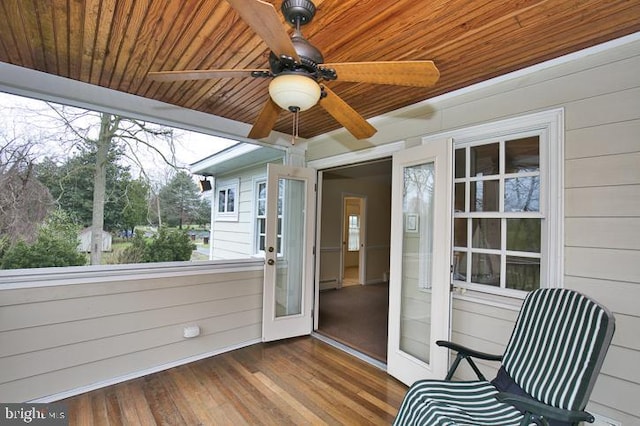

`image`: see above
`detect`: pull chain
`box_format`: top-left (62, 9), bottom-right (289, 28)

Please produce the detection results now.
top-left (291, 107), bottom-right (300, 145)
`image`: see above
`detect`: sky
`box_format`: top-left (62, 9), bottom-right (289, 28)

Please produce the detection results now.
top-left (0, 91), bottom-right (237, 172)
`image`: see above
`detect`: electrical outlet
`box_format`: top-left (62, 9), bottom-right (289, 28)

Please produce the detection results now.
top-left (183, 325), bottom-right (200, 338)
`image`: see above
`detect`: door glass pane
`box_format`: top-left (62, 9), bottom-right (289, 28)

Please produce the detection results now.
top-left (275, 178), bottom-right (305, 318)
top-left (400, 162), bottom-right (435, 363)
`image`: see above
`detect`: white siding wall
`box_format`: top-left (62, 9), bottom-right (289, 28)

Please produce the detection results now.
top-left (210, 162), bottom-right (280, 260)
top-left (0, 262), bottom-right (264, 402)
top-left (309, 35), bottom-right (640, 424)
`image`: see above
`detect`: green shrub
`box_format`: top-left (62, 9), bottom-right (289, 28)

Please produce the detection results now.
top-left (0, 210), bottom-right (86, 269)
top-left (116, 230), bottom-right (147, 264)
top-left (145, 228), bottom-right (195, 262)
top-left (116, 228), bottom-right (195, 264)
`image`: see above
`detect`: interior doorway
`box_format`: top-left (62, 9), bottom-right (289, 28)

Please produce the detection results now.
top-left (342, 196), bottom-right (365, 287)
top-left (316, 159), bottom-right (392, 363)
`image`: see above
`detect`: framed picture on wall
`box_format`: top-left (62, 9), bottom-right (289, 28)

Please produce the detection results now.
top-left (405, 213), bottom-right (419, 233)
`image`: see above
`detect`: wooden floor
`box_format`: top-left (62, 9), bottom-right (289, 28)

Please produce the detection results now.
top-left (63, 337), bottom-right (408, 425)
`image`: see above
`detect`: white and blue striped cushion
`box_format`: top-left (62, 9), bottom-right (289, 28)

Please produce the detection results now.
top-left (392, 380), bottom-right (529, 426)
top-left (502, 289), bottom-right (613, 411)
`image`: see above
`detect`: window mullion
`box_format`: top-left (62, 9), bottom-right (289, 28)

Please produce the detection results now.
top-left (500, 217), bottom-right (507, 289)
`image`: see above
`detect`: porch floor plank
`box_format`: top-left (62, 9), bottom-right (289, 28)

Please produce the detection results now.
top-left (63, 336), bottom-right (407, 425)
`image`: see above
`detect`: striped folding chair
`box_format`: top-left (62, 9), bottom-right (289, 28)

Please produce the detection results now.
top-left (393, 288), bottom-right (615, 426)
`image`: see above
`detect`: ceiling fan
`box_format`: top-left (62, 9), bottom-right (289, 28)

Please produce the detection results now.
top-left (148, 0), bottom-right (440, 140)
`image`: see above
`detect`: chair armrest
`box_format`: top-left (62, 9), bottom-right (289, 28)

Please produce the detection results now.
top-left (436, 340), bottom-right (502, 380)
top-left (496, 393), bottom-right (595, 424)
top-left (436, 340), bottom-right (503, 361)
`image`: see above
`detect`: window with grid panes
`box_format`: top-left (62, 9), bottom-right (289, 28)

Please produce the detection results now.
top-left (453, 135), bottom-right (543, 293)
top-left (348, 214), bottom-right (360, 251)
top-left (216, 179), bottom-right (239, 221)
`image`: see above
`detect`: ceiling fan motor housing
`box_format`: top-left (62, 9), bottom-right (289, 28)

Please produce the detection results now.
top-left (270, 0), bottom-right (335, 84)
top-left (281, 0), bottom-right (316, 26)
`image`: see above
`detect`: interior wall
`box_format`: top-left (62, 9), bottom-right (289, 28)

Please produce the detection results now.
top-left (310, 35), bottom-right (640, 424)
top-left (319, 171), bottom-right (391, 290)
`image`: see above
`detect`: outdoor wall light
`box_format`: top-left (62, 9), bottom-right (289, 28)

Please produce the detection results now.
top-left (198, 178), bottom-right (212, 192)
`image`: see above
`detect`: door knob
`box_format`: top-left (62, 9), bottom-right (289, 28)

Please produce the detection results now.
top-left (267, 259), bottom-right (275, 265)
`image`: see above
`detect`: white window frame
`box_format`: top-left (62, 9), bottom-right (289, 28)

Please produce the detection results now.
top-left (215, 178), bottom-right (239, 222)
top-left (253, 177), bottom-right (283, 257)
top-left (254, 178), bottom-right (267, 255)
top-left (424, 109), bottom-right (564, 301)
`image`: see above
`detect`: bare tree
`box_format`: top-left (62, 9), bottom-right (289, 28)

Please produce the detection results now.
top-left (42, 103), bottom-right (183, 265)
top-left (0, 131), bottom-right (53, 243)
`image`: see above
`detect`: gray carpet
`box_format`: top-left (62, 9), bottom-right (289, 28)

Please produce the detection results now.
top-left (318, 282), bottom-right (389, 362)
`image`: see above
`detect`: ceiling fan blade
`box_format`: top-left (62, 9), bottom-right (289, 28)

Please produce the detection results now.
top-left (324, 61), bottom-right (440, 87)
top-left (319, 86), bottom-right (376, 140)
top-left (248, 97), bottom-right (283, 139)
top-left (225, 0), bottom-right (300, 62)
top-left (147, 69), bottom-right (268, 82)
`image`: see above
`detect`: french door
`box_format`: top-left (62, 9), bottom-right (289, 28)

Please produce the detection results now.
top-left (387, 139), bottom-right (452, 385)
top-left (262, 163), bottom-right (317, 341)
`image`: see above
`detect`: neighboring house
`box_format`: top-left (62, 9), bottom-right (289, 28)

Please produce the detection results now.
top-left (0, 34), bottom-right (638, 425)
top-left (190, 143), bottom-right (285, 260)
top-left (77, 228), bottom-right (112, 253)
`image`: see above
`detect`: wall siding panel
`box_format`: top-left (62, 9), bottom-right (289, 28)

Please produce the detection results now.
top-left (566, 217), bottom-right (640, 250)
top-left (565, 247), bottom-right (640, 283)
top-left (589, 375), bottom-right (640, 420)
top-left (565, 185), bottom-right (640, 217)
top-left (565, 119), bottom-right (640, 159)
top-left (0, 264), bottom-right (264, 402)
top-left (566, 152), bottom-right (640, 188)
top-left (564, 276), bottom-right (640, 320)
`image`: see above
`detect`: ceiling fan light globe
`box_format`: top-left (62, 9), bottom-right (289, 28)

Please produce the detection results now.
top-left (269, 74), bottom-right (321, 112)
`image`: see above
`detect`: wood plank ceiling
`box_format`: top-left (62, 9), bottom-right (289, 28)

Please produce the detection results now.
top-left (1, 0), bottom-right (639, 139)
